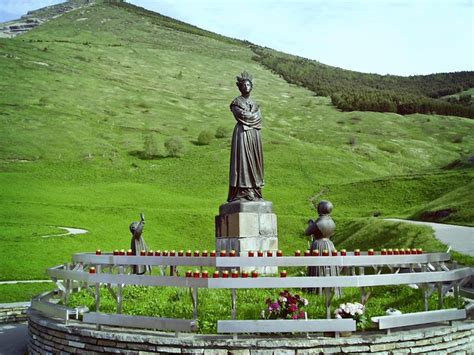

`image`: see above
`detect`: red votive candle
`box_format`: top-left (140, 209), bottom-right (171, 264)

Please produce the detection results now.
top-left (248, 251), bottom-right (255, 257)
top-left (193, 270), bottom-right (200, 278)
top-left (213, 271), bottom-right (220, 278)
top-left (186, 250), bottom-right (192, 257)
top-left (119, 249), bottom-right (125, 256)
top-left (220, 250), bottom-right (227, 257)
top-left (267, 251), bottom-right (273, 257)
top-left (178, 250), bottom-right (184, 257)
top-left (202, 250), bottom-right (208, 257)
top-left (241, 271), bottom-right (249, 278)
top-left (230, 250), bottom-right (236, 257)
top-left (277, 250), bottom-right (283, 257)
top-left (210, 250), bottom-right (216, 257)
top-left (113, 249), bottom-right (119, 256)
top-left (354, 249), bottom-right (361, 256)
top-left (368, 249), bottom-right (374, 256)
top-left (417, 248), bottom-right (423, 254)
top-left (231, 270), bottom-right (239, 278)
top-left (258, 250), bottom-right (264, 257)
top-left (280, 270), bottom-right (287, 277)
top-left (163, 250), bottom-right (169, 256)
top-left (194, 250), bottom-right (200, 257)
top-left (201, 271), bottom-right (208, 278)
top-left (312, 249), bottom-right (320, 256)
top-left (127, 249), bottom-right (133, 256)
top-left (323, 249), bottom-right (329, 256)
top-left (332, 250), bottom-right (338, 256)
top-left (185, 270), bottom-right (192, 277)
top-left (155, 250), bottom-right (161, 256)
top-left (387, 249), bottom-right (393, 255)
top-left (170, 250), bottom-right (176, 257)
top-left (381, 248), bottom-right (387, 255)
top-left (295, 250), bottom-right (301, 256)
top-left (222, 270), bottom-right (229, 278)
top-left (400, 248), bottom-right (406, 255)
top-left (147, 250), bottom-right (154, 256)
top-left (140, 250), bottom-right (146, 256)
top-left (252, 271), bottom-right (259, 278)
top-left (304, 250), bottom-right (311, 257)
top-left (393, 248), bottom-right (399, 255)
top-left (89, 267), bottom-right (96, 274)
top-left (96, 249), bottom-right (101, 255)
top-left (410, 248), bottom-right (416, 255)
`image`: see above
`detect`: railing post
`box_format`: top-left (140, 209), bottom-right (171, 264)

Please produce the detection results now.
top-left (95, 264), bottom-right (101, 312)
top-left (117, 265), bottom-right (123, 314)
top-left (231, 289), bottom-right (237, 320)
top-left (192, 287), bottom-right (198, 320)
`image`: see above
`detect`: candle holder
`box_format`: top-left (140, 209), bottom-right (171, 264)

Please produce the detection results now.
top-left (147, 250), bottom-right (154, 256)
top-left (96, 249), bottom-right (101, 255)
top-left (193, 270), bottom-right (200, 278)
top-left (194, 250), bottom-right (200, 257)
top-left (222, 270), bottom-right (229, 279)
top-left (400, 248), bottom-right (406, 255)
top-left (212, 271), bottom-right (219, 278)
top-left (178, 250), bottom-right (184, 257)
top-left (230, 250), bottom-right (236, 257)
top-left (201, 271), bottom-right (208, 278)
top-left (241, 271), bottom-right (249, 278)
top-left (155, 250), bottom-right (161, 256)
top-left (304, 250), bottom-right (310, 257)
top-left (354, 249), bottom-right (361, 256)
top-left (185, 270), bottom-right (192, 277)
top-left (251, 271), bottom-right (259, 278)
top-left (248, 251), bottom-right (255, 257)
top-left (231, 270), bottom-right (239, 278)
top-left (387, 249), bottom-right (393, 255)
top-left (257, 250), bottom-right (264, 257)
top-left (312, 250), bottom-right (320, 256)
top-left (186, 250), bottom-right (192, 257)
top-left (120, 249), bottom-right (125, 256)
top-left (294, 250), bottom-right (301, 256)
top-left (170, 250), bottom-right (176, 257)
top-left (393, 248), bottom-right (399, 255)
top-left (127, 249), bottom-right (133, 256)
top-left (210, 250), bottom-right (216, 257)
top-left (140, 250), bottom-right (146, 256)
top-left (417, 248), bottom-right (423, 254)
top-left (411, 248), bottom-right (417, 255)
top-left (277, 250), bottom-right (283, 257)
top-left (331, 250), bottom-right (338, 256)
top-left (267, 251), bottom-right (273, 257)
top-left (113, 250), bottom-right (119, 256)
top-left (322, 249), bottom-right (329, 256)
top-left (381, 248), bottom-right (387, 255)
top-left (220, 250), bottom-right (227, 257)
top-left (280, 270), bottom-right (287, 278)
top-left (368, 249), bottom-right (374, 256)
top-left (89, 267), bottom-right (96, 274)
top-left (202, 250), bottom-right (208, 257)
top-left (340, 249), bottom-right (347, 256)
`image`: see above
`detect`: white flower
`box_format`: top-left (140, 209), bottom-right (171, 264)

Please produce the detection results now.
top-left (279, 296), bottom-right (287, 303)
top-left (335, 313), bottom-right (342, 319)
top-left (301, 298), bottom-right (309, 306)
top-left (261, 310), bottom-right (266, 318)
top-left (356, 309), bottom-right (364, 315)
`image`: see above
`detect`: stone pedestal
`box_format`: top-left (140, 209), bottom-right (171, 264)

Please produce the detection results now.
top-left (215, 200), bottom-right (278, 275)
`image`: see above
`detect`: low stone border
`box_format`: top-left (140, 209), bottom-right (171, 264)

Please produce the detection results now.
top-left (0, 302), bottom-right (30, 323)
top-left (28, 310), bottom-right (474, 354)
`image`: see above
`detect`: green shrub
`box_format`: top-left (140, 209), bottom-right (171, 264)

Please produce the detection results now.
top-left (165, 136), bottom-right (185, 157)
top-left (143, 132), bottom-right (162, 159)
top-left (215, 126), bottom-right (229, 138)
top-left (197, 130), bottom-right (214, 145)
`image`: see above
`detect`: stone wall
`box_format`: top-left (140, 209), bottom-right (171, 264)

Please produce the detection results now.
top-left (28, 310), bottom-right (474, 354)
top-left (0, 302), bottom-right (30, 323)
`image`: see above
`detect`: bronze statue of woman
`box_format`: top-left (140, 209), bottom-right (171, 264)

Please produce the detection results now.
top-left (227, 72), bottom-right (264, 202)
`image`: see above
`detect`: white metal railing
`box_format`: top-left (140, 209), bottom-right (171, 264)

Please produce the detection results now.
top-left (35, 251), bottom-right (472, 335)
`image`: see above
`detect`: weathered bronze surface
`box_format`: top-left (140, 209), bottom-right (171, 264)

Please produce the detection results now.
top-left (130, 213), bottom-right (150, 275)
top-left (227, 71), bottom-right (264, 202)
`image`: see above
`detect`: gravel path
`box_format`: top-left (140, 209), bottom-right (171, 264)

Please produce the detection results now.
top-left (386, 219), bottom-right (474, 256)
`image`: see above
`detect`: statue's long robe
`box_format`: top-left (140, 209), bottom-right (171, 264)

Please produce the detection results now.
top-left (227, 95), bottom-right (264, 201)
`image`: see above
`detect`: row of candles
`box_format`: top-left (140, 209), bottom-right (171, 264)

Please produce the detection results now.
top-left (88, 267), bottom-right (289, 278)
top-left (96, 248), bottom-right (423, 257)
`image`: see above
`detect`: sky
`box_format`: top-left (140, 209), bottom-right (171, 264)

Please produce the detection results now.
top-left (0, 0), bottom-right (472, 76)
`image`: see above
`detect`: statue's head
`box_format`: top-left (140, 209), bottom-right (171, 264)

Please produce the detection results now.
top-left (317, 200), bottom-right (333, 215)
top-left (129, 221), bottom-right (139, 234)
top-left (236, 71), bottom-right (253, 95)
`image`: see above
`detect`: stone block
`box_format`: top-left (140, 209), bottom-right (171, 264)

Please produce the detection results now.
top-left (219, 200), bottom-right (273, 215)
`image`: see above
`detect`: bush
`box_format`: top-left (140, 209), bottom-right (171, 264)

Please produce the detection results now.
top-left (196, 130), bottom-right (214, 145)
top-left (165, 136), bottom-right (185, 157)
top-left (215, 126), bottom-right (229, 139)
top-left (143, 132), bottom-right (162, 159)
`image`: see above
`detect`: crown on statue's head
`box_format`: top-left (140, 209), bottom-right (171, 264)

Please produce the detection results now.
top-left (236, 71), bottom-right (253, 85)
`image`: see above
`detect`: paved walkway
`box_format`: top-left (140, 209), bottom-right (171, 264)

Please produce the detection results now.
top-left (386, 219), bottom-right (474, 256)
top-left (0, 322), bottom-right (28, 355)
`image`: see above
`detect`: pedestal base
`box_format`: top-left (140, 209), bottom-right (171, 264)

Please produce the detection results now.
top-left (215, 200), bottom-right (278, 275)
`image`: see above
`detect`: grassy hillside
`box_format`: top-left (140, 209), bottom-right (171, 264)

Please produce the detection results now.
top-left (0, 2), bottom-right (473, 300)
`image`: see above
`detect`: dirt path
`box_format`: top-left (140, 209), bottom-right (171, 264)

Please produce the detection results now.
top-left (386, 219), bottom-right (474, 257)
top-left (41, 226), bottom-right (88, 238)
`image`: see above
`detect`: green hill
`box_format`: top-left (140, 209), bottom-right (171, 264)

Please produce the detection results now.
top-left (0, 1), bottom-right (472, 300)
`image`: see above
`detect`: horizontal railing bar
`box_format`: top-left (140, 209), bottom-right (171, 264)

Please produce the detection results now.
top-left (372, 308), bottom-right (466, 329)
top-left (71, 252), bottom-right (451, 267)
top-left (217, 319), bottom-right (356, 333)
top-left (31, 298), bottom-right (75, 320)
top-left (83, 312), bottom-right (197, 331)
top-left (47, 266), bottom-right (472, 289)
